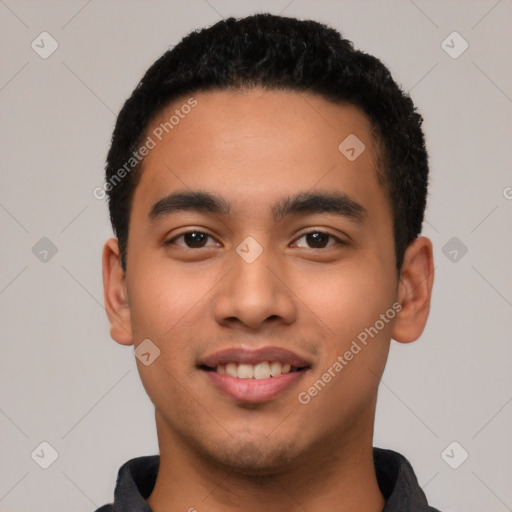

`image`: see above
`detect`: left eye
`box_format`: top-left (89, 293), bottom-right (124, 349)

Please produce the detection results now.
top-left (168, 231), bottom-right (219, 248)
top-left (293, 231), bottom-right (342, 249)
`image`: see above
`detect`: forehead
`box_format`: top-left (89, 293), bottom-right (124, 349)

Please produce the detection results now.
top-left (131, 89), bottom-right (388, 223)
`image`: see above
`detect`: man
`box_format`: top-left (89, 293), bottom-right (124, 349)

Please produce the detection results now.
top-left (97, 13), bottom-right (438, 511)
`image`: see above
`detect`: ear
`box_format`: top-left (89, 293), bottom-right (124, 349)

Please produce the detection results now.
top-left (392, 236), bottom-right (434, 344)
top-left (102, 238), bottom-right (134, 346)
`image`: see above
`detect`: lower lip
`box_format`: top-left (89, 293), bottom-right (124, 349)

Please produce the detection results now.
top-left (204, 370), bottom-right (307, 403)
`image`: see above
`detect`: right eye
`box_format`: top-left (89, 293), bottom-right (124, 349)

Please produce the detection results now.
top-left (165, 230), bottom-right (221, 249)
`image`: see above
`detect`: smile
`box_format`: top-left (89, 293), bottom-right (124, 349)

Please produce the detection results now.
top-left (198, 347), bottom-right (311, 403)
top-left (211, 361), bottom-right (300, 379)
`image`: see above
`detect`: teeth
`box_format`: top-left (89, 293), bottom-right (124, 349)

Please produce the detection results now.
top-left (254, 362), bottom-right (271, 379)
top-left (215, 361), bottom-right (296, 379)
top-left (225, 363), bottom-right (237, 377)
top-left (237, 364), bottom-right (254, 379)
top-left (270, 361), bottom-right (282, 377)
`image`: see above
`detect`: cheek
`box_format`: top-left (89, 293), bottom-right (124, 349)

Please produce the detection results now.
top-left (293, 262), bottom-right (396, 432)
top-left (127, 259), bottom-right (220, 342)
top-left (291, 259), bottom-right (396, 349)
top-left (125, 265), bottom-right (208, 408)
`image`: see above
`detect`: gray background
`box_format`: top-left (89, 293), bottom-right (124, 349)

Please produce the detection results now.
top-left (1, 0), bottom-right (511, 511)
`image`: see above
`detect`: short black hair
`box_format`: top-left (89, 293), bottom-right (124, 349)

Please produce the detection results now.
top-left (105, 13), bottom-right (428, 272)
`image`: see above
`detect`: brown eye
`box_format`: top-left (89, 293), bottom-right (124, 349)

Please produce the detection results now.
top-left (183, 232), bottom-right (208, 248)
top-left (305, 232), bottom-right (329, 248)
top-left (293, 231), bottom-right (343, 249)
top-left (167, 231), bottom-right (218, 248)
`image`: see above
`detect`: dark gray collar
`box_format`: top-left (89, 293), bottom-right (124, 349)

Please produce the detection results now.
top-left (95, 448), bottom-right (441, 512)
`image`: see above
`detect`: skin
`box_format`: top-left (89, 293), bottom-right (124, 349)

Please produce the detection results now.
top-left (102, 88), bottom-right (434, 512)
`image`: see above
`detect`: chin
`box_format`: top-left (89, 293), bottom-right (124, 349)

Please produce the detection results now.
top-left (200, 436), bottom-right (301, 476)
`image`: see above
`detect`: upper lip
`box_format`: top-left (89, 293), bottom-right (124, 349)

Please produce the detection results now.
top-left (199, 346), bottom-right (311, 368)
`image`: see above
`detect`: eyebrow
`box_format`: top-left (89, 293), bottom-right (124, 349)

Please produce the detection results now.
top-left (148, 190), bottom-right (367, 223)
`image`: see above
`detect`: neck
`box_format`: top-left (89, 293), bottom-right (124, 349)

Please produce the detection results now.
top-left (147, 412), bottom-right (384, 512)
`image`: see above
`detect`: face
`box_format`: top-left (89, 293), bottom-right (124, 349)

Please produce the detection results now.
top-left (103, 89), bottom-right (433, 474)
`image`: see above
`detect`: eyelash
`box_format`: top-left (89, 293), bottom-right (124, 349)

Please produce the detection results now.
top-left (165, 229), bottom-right (345, 250)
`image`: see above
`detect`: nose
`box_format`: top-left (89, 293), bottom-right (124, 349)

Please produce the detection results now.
top-left (212, 247), bottom-right (297, 331)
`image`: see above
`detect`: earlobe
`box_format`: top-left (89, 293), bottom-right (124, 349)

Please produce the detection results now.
top-left (391, 236), bottom-right (434, 344)
top-left (102, 238), bottom-right (134, 346)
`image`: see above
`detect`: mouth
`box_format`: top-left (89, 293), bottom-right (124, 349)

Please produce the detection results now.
top-left (198, 347), bottom-right (311, 403)
top-left (200, 361), bottom-right (304, 379)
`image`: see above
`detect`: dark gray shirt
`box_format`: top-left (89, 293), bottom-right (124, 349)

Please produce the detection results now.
top-left (95, 448), bottom-right (441, 511)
